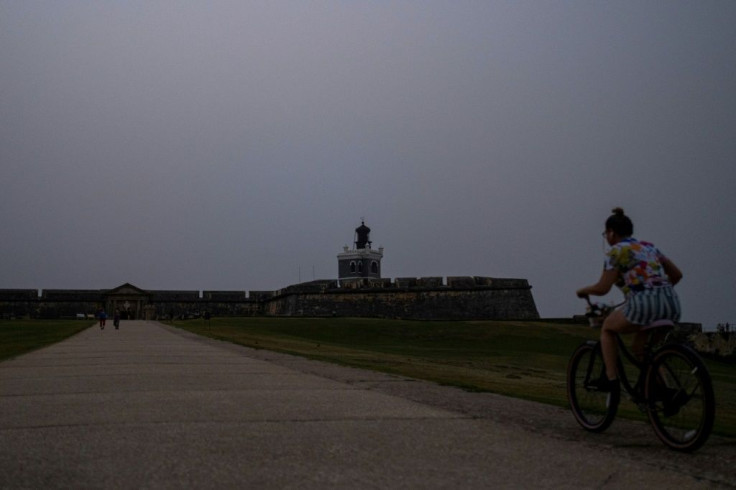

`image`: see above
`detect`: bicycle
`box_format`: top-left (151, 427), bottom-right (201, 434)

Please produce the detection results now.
top-left (566, 297), bottom-right (715, 452)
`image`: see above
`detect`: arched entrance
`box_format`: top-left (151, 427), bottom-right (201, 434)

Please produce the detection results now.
top-left (104, 283), bottom-right (151, 320)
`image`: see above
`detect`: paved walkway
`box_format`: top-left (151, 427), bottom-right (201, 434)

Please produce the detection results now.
top-left (1, 321), bottom-right (734, 489)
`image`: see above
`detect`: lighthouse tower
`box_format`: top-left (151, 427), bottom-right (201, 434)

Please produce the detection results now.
top-left (337, 221), bottom-right (383, 281)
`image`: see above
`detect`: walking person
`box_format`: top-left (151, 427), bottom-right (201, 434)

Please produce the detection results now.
top-left (113, 309), bottom-right (120, 329)
top-left (98, 308), bottom-right (107, 329)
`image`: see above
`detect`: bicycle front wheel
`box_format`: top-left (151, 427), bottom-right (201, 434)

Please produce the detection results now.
top-left (645, 344), bottom-right (715, 452)
top-left (567, 342), bottom-right (618, 432)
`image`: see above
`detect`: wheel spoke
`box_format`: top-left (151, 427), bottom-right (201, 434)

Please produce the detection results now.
top-left (567, 343), bottom-right (617, 432)
top-left (646, 345), bottom-right (714, 452)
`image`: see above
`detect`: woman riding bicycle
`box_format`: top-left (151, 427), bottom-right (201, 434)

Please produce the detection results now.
top-left (576, 207), bottom-right (683, 395)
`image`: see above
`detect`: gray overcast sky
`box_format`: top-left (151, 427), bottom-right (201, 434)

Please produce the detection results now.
top-left (2, 1), bottom-right (734, 328)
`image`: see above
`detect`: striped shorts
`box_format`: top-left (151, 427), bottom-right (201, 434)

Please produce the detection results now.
top-left (624, 286), bottom-right (681, 325)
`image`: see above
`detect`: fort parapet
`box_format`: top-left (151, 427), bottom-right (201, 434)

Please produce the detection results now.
top-left (0, 276), bottom-right (539, 321)
top-left (266, 277), bottom-right (538, 320)
top-left (0, 289), bottom-right (39, 301)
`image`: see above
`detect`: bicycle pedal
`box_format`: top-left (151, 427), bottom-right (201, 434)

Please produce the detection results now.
top-left (629, 396), bottom-right (647, 412)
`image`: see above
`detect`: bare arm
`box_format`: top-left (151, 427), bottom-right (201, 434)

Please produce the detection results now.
top-left (576, 269), bottom-right (619, 298)
top-left (662, 258), bottom-right (683, 286)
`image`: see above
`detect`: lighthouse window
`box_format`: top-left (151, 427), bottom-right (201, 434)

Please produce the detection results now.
top-left (350, 261), bottom-right (356, 273)
top-left (358, 262), bottom-right (363, 273)
top-left (371, 261), bottom-right (378, 273)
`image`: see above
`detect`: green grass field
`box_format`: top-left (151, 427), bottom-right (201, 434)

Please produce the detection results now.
top-left (168, 316), bottom-right (736, 438)
top-left (0, 319), bottom-right (93, 362)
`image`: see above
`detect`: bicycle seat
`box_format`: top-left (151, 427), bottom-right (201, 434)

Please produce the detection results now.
top-left (641, 319), bottom-right (675, 331)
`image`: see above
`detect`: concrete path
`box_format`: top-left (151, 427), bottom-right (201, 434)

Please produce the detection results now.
top-left (1, 321), bottom-right (734, 489)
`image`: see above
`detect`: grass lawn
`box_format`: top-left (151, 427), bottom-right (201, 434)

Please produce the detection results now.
top-left (168, 316), bottom-right (736, 438)
top-left (0, 319), bottom-right (94, 361)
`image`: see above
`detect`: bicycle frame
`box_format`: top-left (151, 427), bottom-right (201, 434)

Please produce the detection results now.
top-left (615, 334), bottom-right (652, 406)
top-left (570, 298), bottom-right (714, 451)
top-left (583, 298), bottom-right (672, 405)
top-left (581, 335), bottom-right (648, 402)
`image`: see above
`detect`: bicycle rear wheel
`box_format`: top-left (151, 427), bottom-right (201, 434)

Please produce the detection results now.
top-left (645, 344), bottom-right (715, 452)
top-left (567, 342), bottom-right (618, 432)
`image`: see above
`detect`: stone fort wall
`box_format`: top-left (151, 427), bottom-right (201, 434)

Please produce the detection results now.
top-left (0, 276), bottom-right (539, 321)
top-left (266, 277), bottom-right (538, 320)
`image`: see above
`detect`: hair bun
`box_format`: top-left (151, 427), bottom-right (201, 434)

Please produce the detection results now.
top-left (611, 207), bottom-right (625, 216)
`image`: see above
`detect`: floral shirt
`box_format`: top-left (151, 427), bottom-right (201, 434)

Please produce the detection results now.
top-left (604, 237), bottom-right (670, 297)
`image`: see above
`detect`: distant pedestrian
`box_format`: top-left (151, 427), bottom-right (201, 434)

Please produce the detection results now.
top-left (114, 309), bottom-right (120, 329)
top-left (98, 309), bottom-right (107, 329)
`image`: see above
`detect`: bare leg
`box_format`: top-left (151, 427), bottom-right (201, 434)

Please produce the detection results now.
top-left (601, 309), bottom-right (640, 380)
top-left (631, 331), bottom-right (648, 361)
